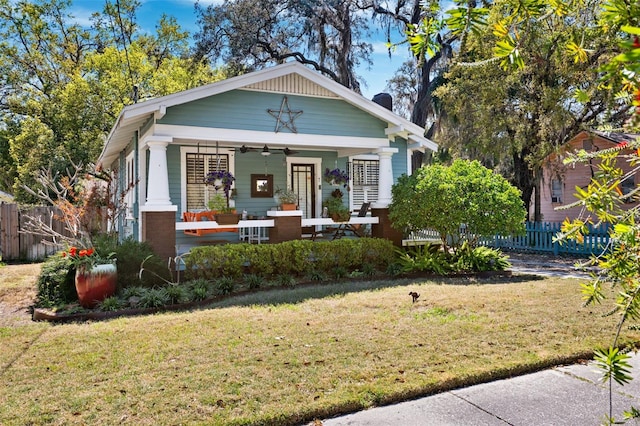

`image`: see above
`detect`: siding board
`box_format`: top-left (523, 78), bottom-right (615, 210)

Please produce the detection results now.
top-left (159, 91), bottom-right (386, 138)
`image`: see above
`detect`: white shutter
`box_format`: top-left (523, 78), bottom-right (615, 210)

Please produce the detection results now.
top-left (351, 159), bottom-right (379, 210)
top-left (186, 153), bottom-right (229, 210)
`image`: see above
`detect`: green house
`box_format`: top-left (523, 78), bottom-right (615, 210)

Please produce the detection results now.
top-left (98, 62), bottom-right (437, 260)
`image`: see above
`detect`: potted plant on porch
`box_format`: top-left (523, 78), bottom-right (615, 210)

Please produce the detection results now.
top-left (275, 187), bottom-right (298, 210)
top-left (205, 170), bottom-right (239, 224)
top-left (323, 189), bottom-right (351, 222)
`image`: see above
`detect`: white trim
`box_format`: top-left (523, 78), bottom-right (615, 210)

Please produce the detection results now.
top-left (286, 156), bottom-right (323, 219)
top-left (180, 146), bottom-right (236, 214)
top-left (157, 124), bottom-right (389, 150)
top-left (141, 134), bottom-right (172, 146)
top-left (408, 134), bottom-right (438, 152)
top-left (348, 155), bottom-right (381, 211)
top-left (137, 144), bottom-right (147, 242)
top-left (176, 219), bottom-right (273, 230)
top-left (266, 210), bottom-right (303, 217)
top-left (140, 205), bottom-right (178, 212)
top-left (406, 149), bottom-right (412, 176)
top-left (350, 154), bottom-right (378, 161)
top-left (302, 216), bottom-right (378, 226)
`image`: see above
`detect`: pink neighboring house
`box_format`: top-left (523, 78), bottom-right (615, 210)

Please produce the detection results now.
top-left (538, 130), bottom-right (640, 222)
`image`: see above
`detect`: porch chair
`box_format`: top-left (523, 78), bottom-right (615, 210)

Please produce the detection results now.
top-left (335, 202), bottom-right (371, 239)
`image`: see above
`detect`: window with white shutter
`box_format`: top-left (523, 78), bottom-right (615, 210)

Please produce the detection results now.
top-left (350, 159), bottom-right (379, 210)
top-left (186, 153), bottom-right (229, 210)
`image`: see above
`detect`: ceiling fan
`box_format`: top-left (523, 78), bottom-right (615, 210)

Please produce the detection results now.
top-left (236, 145), bottom-right (299, 156)
top-left (238, 145), bottom-right (257, 153)
top-left (283, 147), bottom-right (299, 156)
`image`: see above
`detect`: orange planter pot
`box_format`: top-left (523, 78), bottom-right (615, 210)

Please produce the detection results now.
top-left (280, 203), bottom-right (297, 211)
top-left (75, 264), bottom-right (117, 308)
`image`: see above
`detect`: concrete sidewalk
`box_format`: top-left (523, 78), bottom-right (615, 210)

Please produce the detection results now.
top-left (320, 351), bottom-right (640, 425)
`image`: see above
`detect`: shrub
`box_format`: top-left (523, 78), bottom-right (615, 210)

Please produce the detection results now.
top-left (35, 253), bottom-right (77, 307)
top-left (186, 278), bottom-right (213, 301)
top-left (138, 288), bottom-right (170, 308)
top-left (185, 239), bottom-right (394, 281)
top-left (361, 238), bottom-right (396, 271)
top-left (215, 277), bottom-right (235, 295)
top-left (244, 274), bottom-right (263, 289)
top-left (185, 245), bottom-right (246, 280)
top-left (121, 286), bottom-right (146, 300)
top-left (454, 244), bottom-right (511, 272)
top-left (165, 284), bottom-right (192, 304)
top-left (307, 269), bottom-right (327, 281)
top-left (276, 273), bottom-right (296, 287)
top-left (94, 235), bottom-right (169, 289)
top-left (99, 296), bottom-right (124, 312)
top-left (333, 266), bottom-right (348, 279)
top-left (272, 240), bottom-right (314, 276)
top-left (243, 244), bottom-right (275, 277)
top-left (362, 262), bottom-right (377, 277)
top-left (390, 159), bottom-right (526, 251)
top-left (386, 262), bottom-right (404, 277)
top-left (396, 246), bottom-right (452, 275)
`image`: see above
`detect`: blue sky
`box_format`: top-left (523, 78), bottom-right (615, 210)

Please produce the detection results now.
top-left (71, 0), bottom-right (412, 99)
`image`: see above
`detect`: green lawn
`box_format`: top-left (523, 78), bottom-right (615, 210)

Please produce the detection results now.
top-left (1, 273), bottom-right (637, 425)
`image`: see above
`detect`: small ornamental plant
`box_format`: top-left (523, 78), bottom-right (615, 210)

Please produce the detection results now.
top-left (61, 246), bottom-right (114, 271)
top-left (208, 193), bottom-right (233, 213)
top-left (275, 187), bottom-right (298, 204)
top-left (324, 167), bottom-right (350, 189)
top-left (323, 189), bottom-right (350, 222)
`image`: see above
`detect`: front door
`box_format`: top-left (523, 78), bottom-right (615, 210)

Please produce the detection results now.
top-left (288, 157), bottom-right (322, 219)
top-left (291, 164), bottom-right (315, 218)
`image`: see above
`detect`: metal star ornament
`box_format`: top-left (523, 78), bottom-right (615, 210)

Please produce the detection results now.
top-left (267, 96), bottom-right (303, 133)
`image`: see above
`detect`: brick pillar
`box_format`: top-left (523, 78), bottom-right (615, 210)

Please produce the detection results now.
top-left (269, 216), bottom-right (302, 243)
top-left (372, 208), bottom-right (403, 247)
top-left (141, 211), bottom-right (176, 262)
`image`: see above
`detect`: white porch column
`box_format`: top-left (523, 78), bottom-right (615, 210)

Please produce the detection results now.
top-left (375, 147), bottom-right (398, 208)
top-left (145, 138), bottom-right (172, 207)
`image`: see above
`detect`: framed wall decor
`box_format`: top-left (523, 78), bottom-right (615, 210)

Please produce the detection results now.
top-left (251, 174), bottom-right (273, 197)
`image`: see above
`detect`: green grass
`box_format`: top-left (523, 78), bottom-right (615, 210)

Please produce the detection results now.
top-left (1, 274), bottom-right (638, 425)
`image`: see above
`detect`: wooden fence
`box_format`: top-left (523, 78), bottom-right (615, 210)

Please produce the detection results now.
top-left (482, 221), bottom-right (611, 256)
top-left (0, 203), bottom-right (72, 261)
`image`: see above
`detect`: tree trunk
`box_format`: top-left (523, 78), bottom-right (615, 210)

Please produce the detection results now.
top-left (512, 150), bottom-right (535, 222)
top-left (411, 54), bottom-right (439, 127)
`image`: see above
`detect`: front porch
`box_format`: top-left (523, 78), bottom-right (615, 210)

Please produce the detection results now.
top-left (174, 209), bottom-right (382, 254)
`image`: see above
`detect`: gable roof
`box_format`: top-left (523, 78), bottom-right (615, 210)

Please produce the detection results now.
top-left (591, 130), bottom-right (640, 146)
top-left (98, 61), bottom-right (437, 167)
top-left (545, 130), bottom-right (640, 164)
